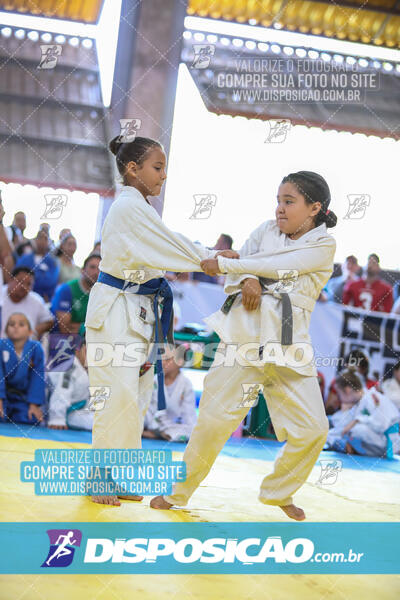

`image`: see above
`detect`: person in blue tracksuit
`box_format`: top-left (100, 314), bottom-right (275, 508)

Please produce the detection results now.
top-left (0, 312), bottom-right (45, 425)
top-left (16, 229), bottom-right (59, 302)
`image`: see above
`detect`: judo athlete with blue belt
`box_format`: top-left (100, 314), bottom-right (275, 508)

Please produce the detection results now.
top-left (84, 136), bottom-right (238, 506)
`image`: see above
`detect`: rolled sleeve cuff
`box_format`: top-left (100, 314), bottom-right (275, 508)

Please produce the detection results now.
top-left (217, 255), bottom-right (228, 274)
top-left (48, 415), bottom-right (67, 427)
top-left (224, 274), bottom-right (258, 295)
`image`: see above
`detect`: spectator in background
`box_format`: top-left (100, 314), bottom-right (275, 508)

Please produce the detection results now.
top-left (143, 345), bottom-right (197, 442)
top-left (5, 211), bottom-right (27, 250)
top-left (51, 254), bottom-right (100, 334)
top-left (391, 292), bottom-right (400, 315)
top-left (382, 361), bottom-right (400, 410)
top-left (343, 253), bottom-right (393, 313)
top-left (392, 278), bottom-right (400, 303)
top-left (47, 337), bottom-right (93, 431)
top-left (173, 300), bottom-right (182, 331)
top-left (325, 370), bottom-right (360, 453)
top-left (326, 370), bottom-right (399, 457)
top-left (1, 267), bottom-right (54, 338)
top-left (59, 228), bottom-right (71, 241)
top-left (0, 312), bottom-right (45, 425)
top-left (14, 240), bottom-right (33, 259)
top-left (91, 240), bottom-right (101, 256)
top-left (325, 349), bottom-right (378, 415)
top-left (55, 233), bottom-right (81, 284)
top-left (317, 371), bottom-right (325, 399)
top-left (192, 233), bottom-right (233, 285)
top-left (0, 197), bottom-right (14, 286)
top-left (16, 229), bottom-right (59, 302)
top-left (39, 223), bottom-right (55, 251)
top-left (326, 255), bottom-right (361, 303)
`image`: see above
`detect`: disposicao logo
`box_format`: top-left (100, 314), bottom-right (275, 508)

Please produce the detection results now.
top-left (41, 529), bottom-right (82, 567)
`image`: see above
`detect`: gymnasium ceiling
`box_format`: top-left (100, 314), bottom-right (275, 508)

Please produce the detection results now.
top-left (188, 0), bottom-right (400, 48)
top-left (1, 1), bottom-right (398, 47)
top-left (0, 0), bottom-right (105, 23)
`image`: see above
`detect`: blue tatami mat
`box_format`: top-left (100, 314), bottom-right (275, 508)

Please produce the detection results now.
top-left (0, 422), bottom-right (399, 473)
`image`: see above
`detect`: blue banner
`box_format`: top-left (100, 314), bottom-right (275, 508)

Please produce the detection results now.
top-left (0, 522), bottom-right (398, 574)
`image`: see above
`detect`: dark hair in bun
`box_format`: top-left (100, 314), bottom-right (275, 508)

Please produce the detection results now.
top-left (109, 136), bottom-right (163, 183)
top-left (281, 170), bottom-right (338, 228)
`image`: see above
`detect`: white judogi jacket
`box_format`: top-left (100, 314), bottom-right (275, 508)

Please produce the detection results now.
top-left (348, 389), bottom-right (400, 454)
top-left (382, 377), bottom-right (400, 410)
top-left (352, 389), bottom-right (400, 435)
top-left (47, 357), bottom-right (93, 430)
top-left (144, 372), bottom-right (197, 442)
top-left (205, 220), bottom-right (336, 376)
top-left (85, 186), bottom-right (215, 341)
top-left (326, 404), bottom-right (358, 446)
top-left (327, 389), bottom-right (400, 450)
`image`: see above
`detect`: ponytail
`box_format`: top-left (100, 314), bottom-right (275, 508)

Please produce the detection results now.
top-left (109, 136), bottom-right (162, 183)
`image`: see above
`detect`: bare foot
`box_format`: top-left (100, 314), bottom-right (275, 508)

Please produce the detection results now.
top-left (90, 495), bottom-right (121, 506)
top-left (118, 495), bottom-right (143, 502)
top-left (279, 504), bottom-right (306, 521)
top-left (150, 495), bottom-right (173, 510)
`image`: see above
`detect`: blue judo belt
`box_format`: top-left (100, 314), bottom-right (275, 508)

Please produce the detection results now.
top-left (97, 271), bottom-right (174, 410)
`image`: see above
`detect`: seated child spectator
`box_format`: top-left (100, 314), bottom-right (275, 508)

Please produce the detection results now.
top-left (47, 337), bottom-right (93, 431)
top-left (0, 313), bottom-right (45, 425)
top-left (325, 349), bottom-right (378, 415)
top-left (325, 370), bottom-right (400, 457)
top-left (382, 361), bottom-right (400, 410)
top-left (143, 345), bottom-right (196, 442)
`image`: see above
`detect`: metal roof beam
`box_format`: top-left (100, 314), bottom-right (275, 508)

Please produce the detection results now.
top-left (297, 0), bottom-right (400, 17)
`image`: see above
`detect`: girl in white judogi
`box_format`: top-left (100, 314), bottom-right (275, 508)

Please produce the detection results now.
top-left (151, 171), bottom-right (337, 521)
top-left (47, 357), bottom-right (94, 431)
top-left (325, 399), bottom-right (358, 450)
top-left (333, 369), bottom-right (400, 456)
top-left (382, 360), bottom-right (400, 410)
top-left (85, 136), bottom-right (237, 506)
top-left (47, 341), bottom-right (93, 431)
top-left (143, 345), bottom-right (196, 442)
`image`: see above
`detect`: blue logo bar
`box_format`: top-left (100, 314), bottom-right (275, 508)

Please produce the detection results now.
top-left (0, 523), bottom-right (398, 574)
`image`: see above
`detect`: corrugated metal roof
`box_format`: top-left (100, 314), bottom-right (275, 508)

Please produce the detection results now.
top-left (0, 27), bottom-right (113, 194)
top-left (182, 32), bottom-right (400, 139)
top-left (0, 0), bottom-right (104, 24)
top-left (188, 0), bottom-right (400, 48)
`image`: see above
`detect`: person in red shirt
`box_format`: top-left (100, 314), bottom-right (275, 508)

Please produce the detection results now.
top-left (342, 253), bottom-right (393, 312)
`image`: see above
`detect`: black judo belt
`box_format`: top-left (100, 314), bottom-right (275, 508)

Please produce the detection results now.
top-left (5, 385), bottom-right (26, 400)
top-left (220, 276), bottom-right (293, 347)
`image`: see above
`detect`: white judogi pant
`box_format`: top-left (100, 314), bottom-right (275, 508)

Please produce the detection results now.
top-left (86, 293), bottom-right (155, 451)
top-left (164, 355), bottom-right (329, 507)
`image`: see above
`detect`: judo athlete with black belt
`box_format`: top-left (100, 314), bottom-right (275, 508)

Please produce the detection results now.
top-left (85, 136), bottom-right (238, 506)
top-left (151, 171), bottom-right (338, 521)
